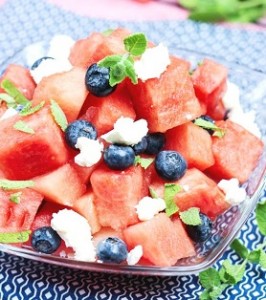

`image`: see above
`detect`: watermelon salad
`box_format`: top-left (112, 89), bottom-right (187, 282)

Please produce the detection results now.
top-left (0, 28), bottom-right (264, 268)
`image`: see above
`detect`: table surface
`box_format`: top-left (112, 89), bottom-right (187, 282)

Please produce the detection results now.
top-left (0, 0), bottom-right (265, 300)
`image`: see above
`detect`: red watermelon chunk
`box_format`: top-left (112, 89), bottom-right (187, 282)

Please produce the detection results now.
top-left (165, 121), bottom-right (215, 171)
top-left (82, 83), bottom-right (136, 135)
top-left (90, 165), bottom-right (148, 230)
top-left (123, 213), bottom-right (196, 267)
top-left (127, 56), bottom-right (204, 132)
top-left (32, 67), bottom-right (88, 122)
top-left (0, 107), bottom-right (69, 180)
top-left (0, 188), bottom-right (43, 232)
top-left (192, 59), bottom-right (227, 108)
top-left (206, 120), bottom-right (264, 183)
top-left (149, 168), bottom-right (229, 219)
top-left (32, 163), bottom-right (86, 207)
top-left (0, 64), bottom-right (36, 99)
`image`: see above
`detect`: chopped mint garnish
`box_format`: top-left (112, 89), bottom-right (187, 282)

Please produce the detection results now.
top-left (13, 120), bottom-right (35, 134)
top-left (255, 201), bottom-right (266, 236)
top-left (124, 33), bottom-right (147, 56)
top-left (230, 239), bottom-right (249, 259)
top-left (0, 79), bottom-right (30, 106)
top-left (0, 230), bottom-right (31, 243)
top-left (199, 267), bottom-right (221, 290)
top-left (19, 101), bottom-right (45, 116)
top-left (9, 192), bottom-right (22, 204)
top-left (0, 93), bottom-right (16, 107)
top-left (149, 187), bottom-right (159, 199)
top-left (50, 99), bottom-right (68, 131)
top-left (194, 117), bottom-right (225, 138)
top-left (163, 183), bottom-right (181, 217)
top-left (98, 32), bottom-right (148, 86)
top-left (0, 179), bottom-right (34, 190)
top-left (134, 155), bottom-right (154, 169)
top-left (102, 28), bottom-right (114, 36)
top-left (179, 207), bottom-right (202, 226)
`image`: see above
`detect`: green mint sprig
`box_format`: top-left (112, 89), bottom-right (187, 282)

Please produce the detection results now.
top-left (194, 117), bottom-right (226, 138)
top-left (98, 33), bottom-right (147, 86)
top-left (199, 201), bottom-right (266, 299)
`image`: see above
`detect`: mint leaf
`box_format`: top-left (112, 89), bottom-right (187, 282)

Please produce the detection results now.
top-left (149, 187), bottom-right (159, 199)
top-left (13, 120), bottom-right (35, 134)
top-left (124, 33), bottom-right (147, 56)
top-left (259, 250), bottom-right (266, 269)
top-left (98, 54), bottom-right (123, 68)
top-left (194, 117), bottom-right (225, 138)
top-left (0, 179), bottom-right (34, 190)
top-left (230, 239), bottom-right (249, 259)
top-left (0, 230), bottom-right (31, 243)
top-left (209, 284), bottom-right (228, 300)
top-left (0, 93), bottom-right (16, 106)
top-left (199, 290), bottom-right (211, 300)
top-left (50, 99), bottom-right (68, 131)
top-left (221, 259), bottom-right (247, 284)
top-left (124, 58), bottom-right (138, 84)
top-left (0, 79), bottom-right (30, 106)
top-left (199, 267), bottom-right (221, 289)
top-left (248, 249), bottom-right (261, 264)
top-left (179, 207), bottom-right (202, 226)
top-left (19, 101), bottom-right (45, 116)
top-left (163, 183), bottom-right (180, 217)
top-left (134, 156), bottom-right (154, 169)
top-left (9, 192), bottom-right (22, 204)
top-left (255, 201), bottom-right (266, 236)
top-left (102, 29), bottom-right (114, 36)
top-left (109, 62), bottom-right (127, 86)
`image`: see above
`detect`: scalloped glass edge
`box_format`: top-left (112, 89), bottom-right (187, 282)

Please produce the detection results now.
top-left (0, 47), bottom-right (265, 276)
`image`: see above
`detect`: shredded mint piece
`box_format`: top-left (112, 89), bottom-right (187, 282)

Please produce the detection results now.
top-left (19, 101), bottom-right (45, 116)
top-left (149, 187), bottom-right (159, 199)
top-left (255, 201), bottom-right (266, 236)
top-left (0, 93), bottom-right (16, 106)
top-left (9, 192), bottom-right (22, 204)
top-left (199, 267), bottom-right (221, 289)
top-left (0, 79), bottom-right (30, 106)
top-left (102, 28), bottom-right (114, 36)
top-left (163, 183), bottom-right (180, 217)
top-left (259, 250), bottom-right (266, 269)
top-left (124, 33), bottom-right (147, 56)
top-left (50, 99), bottom-right (68, 131)
top-left (0, 230), bottom-right (31, 243)
top-left (0, 179), bottom-right (34, 190)
top-left (230, 239), bottom-right (249, 259)
top-left (179, 207), bottom-right (201, 226)
top-left (134, 155), bottom-right (154, 169)
top-left (194, 117), bottom-right (225, 138)
top-left (13, 120), bottom-right (35, 134)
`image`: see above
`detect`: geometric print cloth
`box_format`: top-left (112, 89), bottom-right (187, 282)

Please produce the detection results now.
top-left (0, 0), bottom-right (266, 299)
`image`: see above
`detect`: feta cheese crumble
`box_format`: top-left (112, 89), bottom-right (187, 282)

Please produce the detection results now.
top-left (30, 58), bottom-right (73, 84)
top-left (135, 196), bottom-right (166, 221)
top-left (127, 245), bottom-right (143, 266)
top-left (47, 35), bottom-right (75, 60)
top-left (0, 107), bottom-right (18, 121)
top-left (218, 178), bottom-right (247, 205)
top-left (74, 137), bottom-right (103, 167)
top-left (134, 43), bottom-right (170, 81)
top-left (222, 81), bottom-right (261, 138)
top-left (51, 209), bottom-right (96, 262)
top-left (101, 117), bottom-right (148, 145)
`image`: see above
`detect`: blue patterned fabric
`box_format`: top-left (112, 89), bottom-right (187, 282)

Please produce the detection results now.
top-left (0, 0), bottom-right (265, 299)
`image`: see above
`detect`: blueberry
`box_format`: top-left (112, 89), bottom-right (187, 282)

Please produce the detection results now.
top-left (132, 136), bottom-right (148, 154)
top-left (145, 133), bottom-right (165, 155)
top-left (85, 63), bottom-right (116, 97)
top-left (194, 115), bottom-right (215, 135)
top-left (65, 120), bottom-right (97, 149)
top-left (96, 237), bottom-right (128, 263)
top-left (155, 150), bottom-right (187, 181)
top-left (104, 144), bottom-right (135, 170)
top-left (31, 226), bottom-right (61, 254)
top-left (185, 213), bottom-right (212, 242)
top-left (31, 56), bottom-right (54, 70)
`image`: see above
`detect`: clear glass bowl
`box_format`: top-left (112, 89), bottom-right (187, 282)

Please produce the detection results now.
top-left (0, 47), bottom-right (265, 276)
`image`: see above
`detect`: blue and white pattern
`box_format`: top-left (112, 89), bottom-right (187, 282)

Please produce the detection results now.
top-left (0, 0), bottom-right (266, 299)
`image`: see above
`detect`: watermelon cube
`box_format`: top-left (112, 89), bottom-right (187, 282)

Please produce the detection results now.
top-left (32, 67), bottom-right (88, 122)
top-left (123, 213), bottom-right (196, 267)
top-left (165, 121), bottom-right (215, 171)
top-left (90, 165), bottom-right (148, 230)
top-left (128, 57), bottom-right (203, 132)
top-left (0, 107), bottom-right (69, 180)
top-left (0, 188), bottom-right (43, 232)
top-left (32, 163), bottom-right (86, 207)
top-left (206, 120), bottom-right (264, 183)
top-left (0, 64), bottom-right (36, 99)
